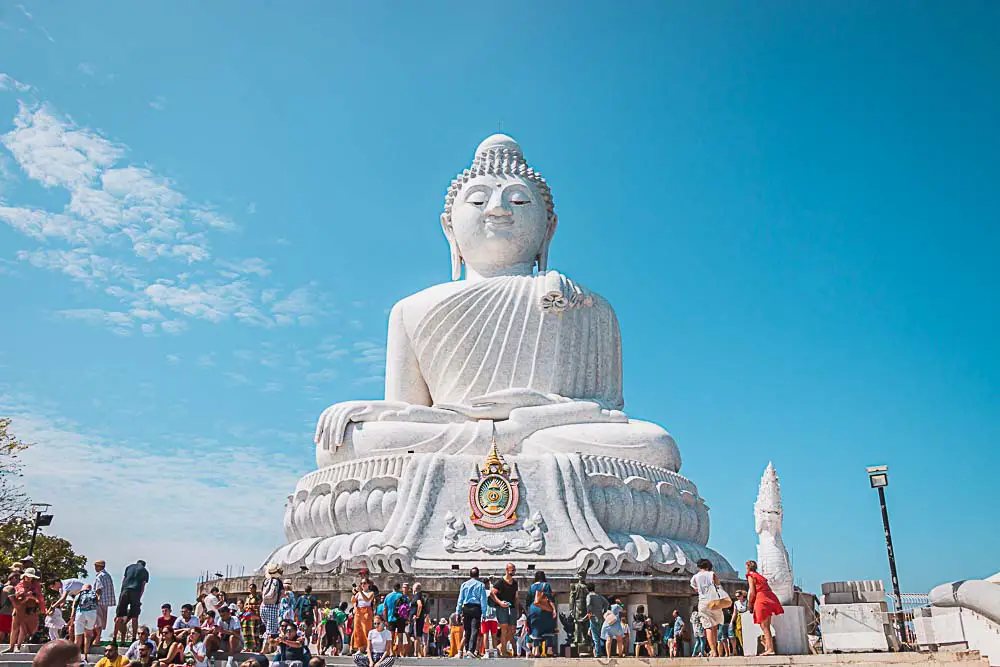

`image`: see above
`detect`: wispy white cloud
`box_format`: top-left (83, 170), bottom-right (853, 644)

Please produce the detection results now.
top-left (217, 257), bottom-right (270, 278)
top-left (149, 96), bottom-right (167, 111)
top-left (272, 284), bottom-right (323, 326)
top-left (0, 73), bottom-right (33, 93)
top-left (0, 97), bottom-right (327, 337)
top-left (165, 354), bottom-right (181, 364)
top-left (18, 248), bottom-right (140, 287)
top-left (14, 4), bottom-right (32, 20)
top-left (0, 390), bottom-right (303, 578)
top-left (56, 308), bottom-right (134, 336)
top-left (76, 62), bottom-right (95, 77)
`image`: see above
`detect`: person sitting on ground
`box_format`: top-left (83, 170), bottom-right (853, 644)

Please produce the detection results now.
top-left (183, 628), bottom-right (208, 667)
top-left (96, 644), bottom-right (130, 667)
top-left (135, 642), bottom-right (157, 667)
top-left (200, 611), bottom-right (217, 633)
top-left (172, 605), bottom-right (200, 643)
top-left (272, 620), bottom-right (308, 667)
top-left (125, 626), bottom-right (157, 660)
top-left (353, 614), bottom-right (393, 667)
top-left (154, 625), bottom-right (184, 665)
top-left (205, 605), bottom-right (243, 667)
top-left (157, 605), bottom-right (177, 634)
top-left (32, 639), bottom-right (80, 667)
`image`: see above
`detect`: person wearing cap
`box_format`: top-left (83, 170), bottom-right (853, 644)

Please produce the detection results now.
top-left (3, 568), bottom-right (45, 653)
top-left (93, 560), bottom-right (116, 645)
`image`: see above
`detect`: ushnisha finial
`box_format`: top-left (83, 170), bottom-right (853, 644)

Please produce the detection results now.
top-left (475, 133), bottom-right (522, 157)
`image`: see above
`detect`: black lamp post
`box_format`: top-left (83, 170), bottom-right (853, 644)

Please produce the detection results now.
top-left (866, 466), bottom-right (905, 644)
top-left (27, 503), bottom-right (54, 557)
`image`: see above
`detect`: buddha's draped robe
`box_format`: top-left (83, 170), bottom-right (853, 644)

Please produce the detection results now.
top-left (320, 272), bottom-right (680, 471)
top-left (413, 272), bottom-right (623, 408)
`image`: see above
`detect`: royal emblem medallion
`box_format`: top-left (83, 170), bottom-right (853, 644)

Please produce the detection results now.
top-left (469, 440), bottom-right (519, 529)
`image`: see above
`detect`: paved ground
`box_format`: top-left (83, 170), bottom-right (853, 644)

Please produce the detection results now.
top-left (0, 645), bottom-right (988, 667)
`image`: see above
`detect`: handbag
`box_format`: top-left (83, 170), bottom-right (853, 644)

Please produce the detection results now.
top-left (603, 609), bottom-right (617, 626)
top-left (533, 585), bottom-right (554, 613)
top-left (706, 585), bottom-right (733, 611)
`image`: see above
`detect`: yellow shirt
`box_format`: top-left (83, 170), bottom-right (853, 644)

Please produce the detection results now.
top-left (96, 656), bottom-right (130, 667)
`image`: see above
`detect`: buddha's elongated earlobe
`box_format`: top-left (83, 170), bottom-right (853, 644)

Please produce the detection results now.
top-left (441, 213), bottom-right (463, 280)
top-left (536, 214), bottom-right (558, 273)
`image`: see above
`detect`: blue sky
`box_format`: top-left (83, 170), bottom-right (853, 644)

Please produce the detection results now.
top-left (1, 1), bottom-right (997, 619)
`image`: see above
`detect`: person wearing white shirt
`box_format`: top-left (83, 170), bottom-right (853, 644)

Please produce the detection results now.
top-left (205, 606), bottom-right (242, 667)
top-left (353, 615), bottom-right (394, 667)
top-left (124, 626), bottom-right (157, 660)
top-left (204, 588), bottom-right (223, 616)
top-left (173, 604), bottom-right (201, 643)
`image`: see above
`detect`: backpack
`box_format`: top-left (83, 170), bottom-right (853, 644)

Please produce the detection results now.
top-left (394, 596), bottom-right (410, 621)
top-left (262, 577), bottom-right (281, 605)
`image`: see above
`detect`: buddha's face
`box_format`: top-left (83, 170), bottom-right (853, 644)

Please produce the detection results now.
top-left (446, 174), bottom-right (550, 274)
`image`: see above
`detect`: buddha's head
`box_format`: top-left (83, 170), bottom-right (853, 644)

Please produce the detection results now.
top-left (442, 134), bottom-right (557, 280)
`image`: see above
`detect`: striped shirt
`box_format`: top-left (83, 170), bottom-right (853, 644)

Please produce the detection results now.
top-left (94, 570), bottom-right (115, 608)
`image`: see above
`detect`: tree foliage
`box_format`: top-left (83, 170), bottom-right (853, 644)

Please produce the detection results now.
top-left (0, 417), bottom-right (87, 603)
top-left (0, 417), bottom-right (30, 523)
top-left (0, 519), bottom-right (88, 588)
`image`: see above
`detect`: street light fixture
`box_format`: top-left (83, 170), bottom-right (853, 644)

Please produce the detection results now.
top-left (28, 503), bottom-right (54, 557)
top-left (866, 466), bottom-right (904, 645)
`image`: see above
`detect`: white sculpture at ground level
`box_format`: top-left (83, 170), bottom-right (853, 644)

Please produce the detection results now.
top-left (264, 134), bottom-right (735, 577)
top-left (755, 462), bottom-right (795, 604)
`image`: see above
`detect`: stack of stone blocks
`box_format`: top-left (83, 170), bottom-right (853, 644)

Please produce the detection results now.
top-left (819, 580), bottom-right (899, 653)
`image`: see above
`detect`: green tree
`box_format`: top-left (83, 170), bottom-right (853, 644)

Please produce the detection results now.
top-left (0, 518), bottom-right (88, 603)
top-left (0, 417), bottom-right (30, 523)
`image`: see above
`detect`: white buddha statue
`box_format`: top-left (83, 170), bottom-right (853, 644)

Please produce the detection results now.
top-left (315, 134), bottom-right (680, 471)
top-left (269, 134), bottom-right (734, 578)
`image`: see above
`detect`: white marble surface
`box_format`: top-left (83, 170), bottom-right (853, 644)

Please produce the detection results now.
top-left (819, 602), bottom-right (893, 653)
top-left (741, 607), bottom-right (809, 656)
top-left (268, 134), bottom-right (734, 576)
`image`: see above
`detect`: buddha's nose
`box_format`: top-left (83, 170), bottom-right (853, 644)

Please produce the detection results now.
top-left (485, 205), bottom-right (512, 218)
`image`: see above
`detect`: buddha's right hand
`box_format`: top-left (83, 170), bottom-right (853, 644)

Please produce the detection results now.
top-left (315, 401), bottom-right (410, 451)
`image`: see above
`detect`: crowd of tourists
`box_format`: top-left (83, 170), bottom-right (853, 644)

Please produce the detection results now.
top-left (7, 553), bottom-right (787, 667)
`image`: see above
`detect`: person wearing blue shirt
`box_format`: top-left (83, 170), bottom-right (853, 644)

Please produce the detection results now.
top-left (454, 568), bottom-right (488, 658)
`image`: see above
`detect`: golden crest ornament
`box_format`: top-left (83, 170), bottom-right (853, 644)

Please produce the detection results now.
top-left (469, 440), bottom-right (519, 529)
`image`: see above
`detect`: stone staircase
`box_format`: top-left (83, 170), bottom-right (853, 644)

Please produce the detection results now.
top-left (0, 646), bottom-right (989, 667)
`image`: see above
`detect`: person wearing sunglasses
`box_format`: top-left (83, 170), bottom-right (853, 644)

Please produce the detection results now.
top-left (272, 621), bottom-right (307, 667)
top-left (353, 615), bottom-right (393, 667)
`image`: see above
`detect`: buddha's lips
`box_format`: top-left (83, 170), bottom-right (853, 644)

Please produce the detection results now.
top-left (484, 217), bottom-right (514, 228)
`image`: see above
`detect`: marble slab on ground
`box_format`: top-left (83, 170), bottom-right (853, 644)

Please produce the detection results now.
top-left (742, 606), bottom-right (810, 655)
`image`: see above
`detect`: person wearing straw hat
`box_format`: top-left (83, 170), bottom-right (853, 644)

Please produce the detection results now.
top-left (4, 567), bottom-right (45, 653)
top-left (260, 564), bottom-right (284, 652)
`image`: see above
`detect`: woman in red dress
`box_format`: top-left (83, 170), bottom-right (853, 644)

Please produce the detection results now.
top-left (746, 560), bottom-right (784, 656)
